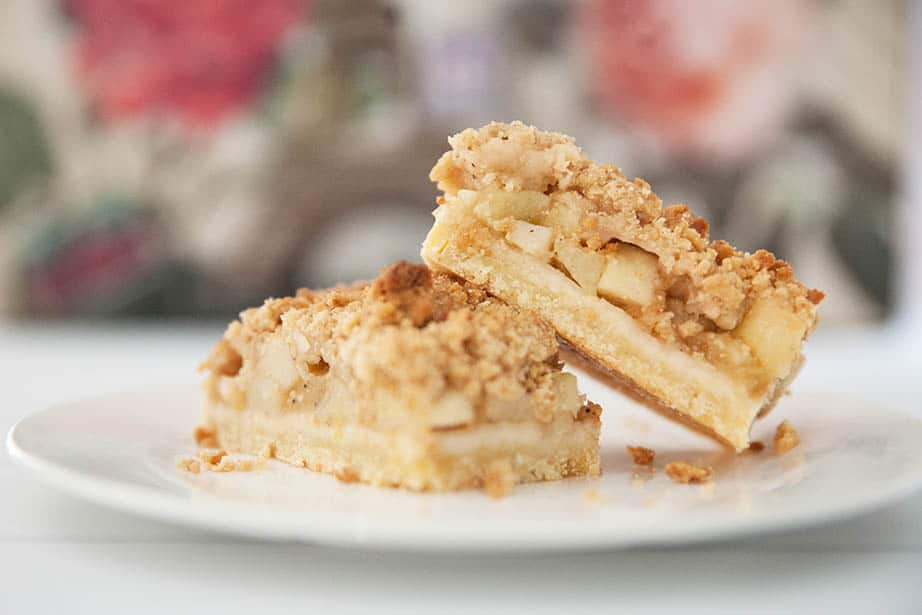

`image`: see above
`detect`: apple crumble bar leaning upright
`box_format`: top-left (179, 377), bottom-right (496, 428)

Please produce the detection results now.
top-left (422, 121), bottom-right (823, 450)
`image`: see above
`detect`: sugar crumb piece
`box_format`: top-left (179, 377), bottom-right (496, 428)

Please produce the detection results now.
top-left (747, 441), bottom-right (765, 453)
top-left (197, 449), bottom-right (227, 465)
top-left (177, 458), bottom-right (201, 473)
top-left (626, 445), bottom-right (655, 465)
top-left (193, 426), bottom-right (219, 448)
top-left (665, 461), bottom-right (712, 484)
top-left (483, 459), bottom-right (515, 499)
top-left (583, 488), bottom-right (601, 503)
top-left (773, 421), bottom-right (800, 454)
top-left (807, 288), bottom-right (825, 304)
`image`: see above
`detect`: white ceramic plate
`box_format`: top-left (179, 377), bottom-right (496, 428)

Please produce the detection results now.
top-left (9, 366), bottom-right (922, 552)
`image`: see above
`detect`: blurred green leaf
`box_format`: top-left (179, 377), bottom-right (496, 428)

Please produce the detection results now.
top-left (0, 90), bottom-right (53, 208)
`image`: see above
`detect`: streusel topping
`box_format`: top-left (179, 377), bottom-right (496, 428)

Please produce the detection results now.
top-left (201, 262), bottom-right (577, 428)
top-left (430, 121), bottom-right (823, 341)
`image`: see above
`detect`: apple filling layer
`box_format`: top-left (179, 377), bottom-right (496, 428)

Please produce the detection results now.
top-left (423, 122), bottom-right (823, 450)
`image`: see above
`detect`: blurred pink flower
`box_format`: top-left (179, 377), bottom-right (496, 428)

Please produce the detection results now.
top-left (66, 0), bottom-right (306, 129)
top-left (583, 0), bottom-right (813, 163)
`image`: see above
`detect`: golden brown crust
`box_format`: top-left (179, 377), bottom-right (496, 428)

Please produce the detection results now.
top-left (560, 345), bottom-right (745, 450)
top-left (334, 467), bottom-right (361, 484)
top-left (773, 420), bottom-right (801, 454)
top-left (665, 461), bottom-right (712, 484)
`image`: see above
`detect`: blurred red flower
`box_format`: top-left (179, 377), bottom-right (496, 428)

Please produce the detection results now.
top-left (583, 0), bottom-right (812, 163)
top-left (66, 0), bottom-right (306, 129)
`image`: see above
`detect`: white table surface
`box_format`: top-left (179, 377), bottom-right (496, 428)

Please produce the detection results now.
top-left (2, 321), bottom-right (921, 614)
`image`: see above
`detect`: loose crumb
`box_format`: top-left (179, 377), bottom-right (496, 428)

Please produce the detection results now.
top-left (177, 458), bottom-right (201, 473)
top-left (774, 420), bottom-right (800, 454)
top-left (178, 452), bottom-right (265, 473)
top-left (197, 449), bottom-right (227, 465)
top-left (583, 488), bottom-right (601, 503)
top-left (193, 426), bottom-right (219, 448)
top-left (665, 461), bottom-right (712, 484)
top-left (747, 441), bottom-right (765, 453)
top-left (626, 445), bottom-right (656, 465)
top-left (483, 459), bottom-right (515, 499)
top-left (209, 458), bottom-right (237, 472)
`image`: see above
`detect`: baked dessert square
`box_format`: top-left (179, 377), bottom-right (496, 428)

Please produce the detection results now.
top-left (422, 122), bottom-right (823, 451)
top-left (198, 261), bottom-right (601, 493)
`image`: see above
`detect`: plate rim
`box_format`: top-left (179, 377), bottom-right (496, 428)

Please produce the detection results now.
top-left (8, 387), bottom-right (922, 553)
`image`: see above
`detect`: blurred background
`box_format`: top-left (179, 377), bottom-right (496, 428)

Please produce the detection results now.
top-left (0, 0), bottom-right (911, 326)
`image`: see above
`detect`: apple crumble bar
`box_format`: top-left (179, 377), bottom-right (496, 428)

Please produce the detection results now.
top-left (198, 261), bottom-right (600, 492)
top-left (422, 121), bottom-right (823, 450)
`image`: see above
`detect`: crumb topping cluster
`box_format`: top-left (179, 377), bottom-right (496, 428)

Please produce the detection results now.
top-left (200, 262), bottom-right (588, 428)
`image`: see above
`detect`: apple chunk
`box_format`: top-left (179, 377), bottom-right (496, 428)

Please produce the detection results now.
top-left (506, 221), bottom-right (553, 259)
top-left (597, 244), bottom-right (659, 308)
top-left (734, 295), bottom-right (807, 379)
top-left (475, 190), bottom-right (549, 223)
top-left (553, 372), bottom-right (583, 418)
top-left (553, 239), bottom-right (606, 294)
top-left (429, 392), bottom-right (474, 429)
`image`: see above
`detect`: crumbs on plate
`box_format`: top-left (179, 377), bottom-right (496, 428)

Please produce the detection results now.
top-left (626, 445), bottom-right (656, 466)
top-left (665, 461), bottom-right (712, 484)
top-left (773, 420), bottom-right (801, 454)
top-left (177, 449), bottom-right (266, 474)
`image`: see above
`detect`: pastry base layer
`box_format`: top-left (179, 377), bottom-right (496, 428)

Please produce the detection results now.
top-left (205, 401), bottom-right (601, 492)
top-left (424, 221), bottom-right (788, 450)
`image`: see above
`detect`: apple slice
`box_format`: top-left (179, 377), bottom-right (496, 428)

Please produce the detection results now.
top-left (553, 372), bottom-right (583, 418)
top-left (506, 221), bottom-right (553, 259)
top-left (475, 190), bottom-right (549, 223)
top-left (553, 239), bottom-right (606, 294)
top-left (597, 244), bottom-right (659, 308)
top-left (429, 392), bottom-right (475, 429)
top-left (734, 295), bottom-right (808, 378)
